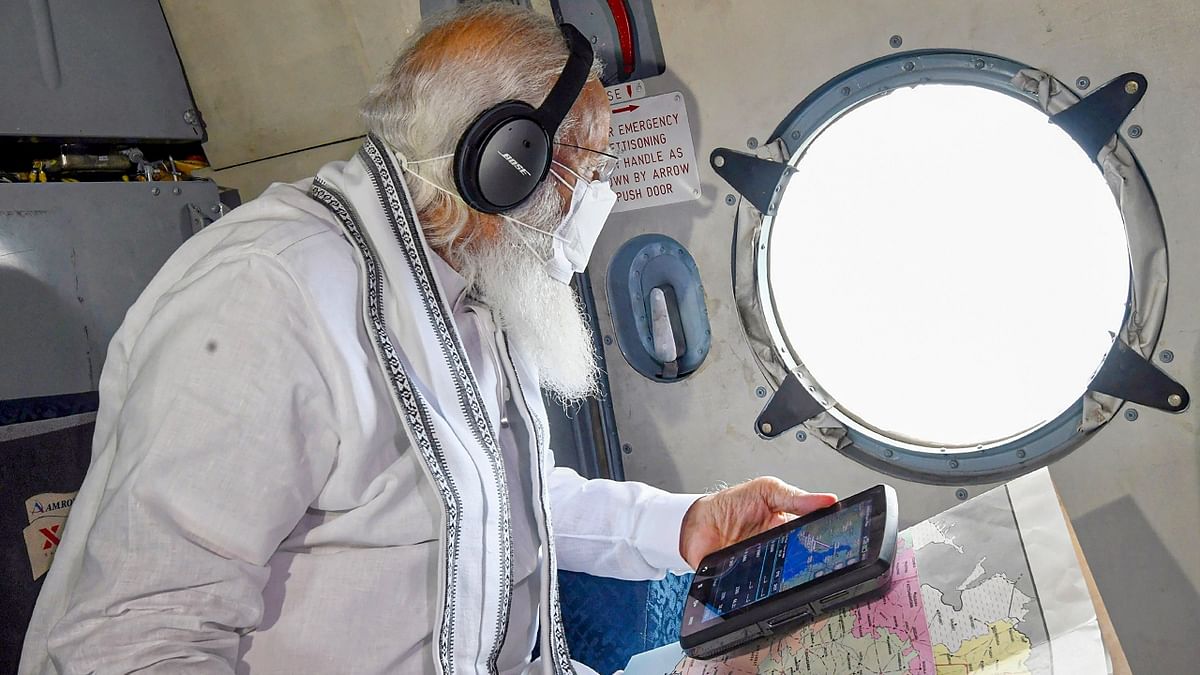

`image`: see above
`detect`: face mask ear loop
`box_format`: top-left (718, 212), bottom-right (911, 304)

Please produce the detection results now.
top-left (548, 167), bottom-right (574, 190)
top-left (551, 160), bottom-right (586, 184)
top-left (515, 235), bottom-right (552, 265)
top-left (403, 153), bottom-right (455, 166)
top-left (502, 213), bottom-right (571, 245)
top-left (398, 159), bottom-right (461, 198)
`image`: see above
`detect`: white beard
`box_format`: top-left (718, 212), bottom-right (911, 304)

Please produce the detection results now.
top-left (461, 226), bottom-right (601, 404)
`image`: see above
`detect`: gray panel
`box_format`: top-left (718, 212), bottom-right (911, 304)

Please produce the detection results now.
top-left (0, 0), bottom-right (202, 141)
top-left (542, 271), bottom-right (625, 481)
top-left (0, 181), bottom-right (221, 400)
top-left (551, 0), bottom-right (665, 85)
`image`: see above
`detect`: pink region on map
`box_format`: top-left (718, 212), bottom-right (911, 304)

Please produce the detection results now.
top-left (851, 542), bottom-right (934, 673)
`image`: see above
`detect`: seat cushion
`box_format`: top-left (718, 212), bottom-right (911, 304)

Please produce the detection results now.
top-left (558, 570), bottom-right (692, 674)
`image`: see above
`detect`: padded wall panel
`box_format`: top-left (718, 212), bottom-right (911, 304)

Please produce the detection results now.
top-left (160, 0), bottom-right (420, 169)
top-left (195, 138), bottom-right (364, 201)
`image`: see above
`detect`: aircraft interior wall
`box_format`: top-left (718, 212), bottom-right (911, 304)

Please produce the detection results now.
top-left (25, 0), bottom-right (1199, 671)
top-left (605, 3), bottom-right (1200, 670)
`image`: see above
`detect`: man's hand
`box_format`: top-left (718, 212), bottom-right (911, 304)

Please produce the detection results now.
top-left (678, 477), bottom-right (838, 570)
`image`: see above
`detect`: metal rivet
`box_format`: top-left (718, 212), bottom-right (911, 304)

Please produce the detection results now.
top-left (746, 137), bottom-right (759, 149)
top-left (760, 422), bottom-right (774, 434)
top-left (713, 155), bottom-right (725, 168)
top-left (603, 335), bottom-right (613, 346)
top-left (590, 35), bottom-right (598, 44)
top-left (840, 86), bottom-right (852, 96)
top-left (1125, 408), bottom-right (1139, 421)
top-left (182, 109), bottom-right (199, 125)
top-left (621, 443), bottom-right (632, 454)
top-left (1076, 76), bottom-right (1091, 90)
top-left (150, 187), bottom-right (160, 196)
top-left (972, 58), bottom-right (986, 70)
top-left (791, 130), bottom-right (802, 139)
top-left (889, 35), bottom-right (903, 48)
top-left (884, 449), bottom-right (895, 458)
top-left (903, 61), bottom-right (916, 72)
top-left (1125, 80), bottom-right (1139, 95)
top-left (795, 430), bottom-right (807, 442)
top-left (1168, 393), bottom-right (1183, 408)
top-left (1016, 449), bottom-right (1027, 459)
top-left (1128, 125), bottom-right (1143, 139)
top-left (755, 386), bottom-right (768, 398)
top-left (210, 204), bottom-right (221, 214)
top-left (172, 186), bottom-right (182, 196)
top-left (1160, 350), bottom-right (1174, 363)
top-left (949, 459), bottom-right (960, 469)
top-left (955, 488), bottom-right (969, 501)
top-left (725, 194), bottom-right (736, 206)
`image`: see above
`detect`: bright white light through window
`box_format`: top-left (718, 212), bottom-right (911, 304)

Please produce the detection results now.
top-left (769, 84), bottom-right (1131, 449)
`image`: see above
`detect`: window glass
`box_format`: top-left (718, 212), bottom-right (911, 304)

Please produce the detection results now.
top-left (769, 84), bottom-right (1131, 449)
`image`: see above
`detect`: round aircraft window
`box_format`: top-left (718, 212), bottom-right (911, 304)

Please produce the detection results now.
top-left (768, 83), bottom-right (1132, 450)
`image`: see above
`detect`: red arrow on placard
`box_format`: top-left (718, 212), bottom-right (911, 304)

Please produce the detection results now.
top-left (612, 104), bottom-right (640, 114)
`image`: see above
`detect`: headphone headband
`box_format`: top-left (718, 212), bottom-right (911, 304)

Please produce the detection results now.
top-left (533, 24), bottom-right (594, 136)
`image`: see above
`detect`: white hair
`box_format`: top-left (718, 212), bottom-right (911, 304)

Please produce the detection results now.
top-left (361, 3), bottom-right (604, 261)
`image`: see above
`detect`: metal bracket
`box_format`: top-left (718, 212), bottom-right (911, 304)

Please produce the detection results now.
top-left (710, 148), bottom-right (794, 215)
top-left (1049, 72), bottom-right (1147, 159)
top-left (186, 204), bottom-right (215, 236)
top-left (1089, 339), bottom-right (1189, 412)
top-left (755, 372), bottom-right (826, 438)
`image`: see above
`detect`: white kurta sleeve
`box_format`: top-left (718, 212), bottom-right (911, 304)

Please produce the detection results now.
top-left (548, 464), bottom-right (702, 580)
top-left (45, 254), bottom-right (339, 674)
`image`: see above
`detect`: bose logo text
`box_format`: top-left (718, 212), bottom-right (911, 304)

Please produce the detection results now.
top-left (498, 152), bottom-right (532, 177)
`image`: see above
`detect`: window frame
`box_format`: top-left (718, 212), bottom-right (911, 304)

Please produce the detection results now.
top-left (733, 50), bottom-right (1169, 484)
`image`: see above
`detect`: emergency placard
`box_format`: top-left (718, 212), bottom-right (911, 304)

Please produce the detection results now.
top-left (608, 91), bottom-right (700, 213)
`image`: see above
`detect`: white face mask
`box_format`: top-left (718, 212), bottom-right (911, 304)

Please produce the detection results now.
top-left (398, 152), bottom-right (617, 285)
top-left (535, 162), bottom-right (618, 284)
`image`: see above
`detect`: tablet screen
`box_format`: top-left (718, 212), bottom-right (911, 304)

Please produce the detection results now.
top-left (683, 499), bottom-right (873, 631)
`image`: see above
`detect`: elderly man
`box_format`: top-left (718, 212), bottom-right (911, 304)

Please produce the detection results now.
top-left (20, 5), bottom-right (834, 674)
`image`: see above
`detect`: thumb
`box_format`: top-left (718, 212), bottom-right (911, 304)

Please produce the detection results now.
top-left (758, 478), bottom-right (838, 515)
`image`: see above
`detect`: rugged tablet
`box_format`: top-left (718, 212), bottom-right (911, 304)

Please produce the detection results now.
top-left (680, 484), bottom-right (899, 659)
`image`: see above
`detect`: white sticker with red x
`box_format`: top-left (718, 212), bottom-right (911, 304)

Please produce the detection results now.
top-left (22, 490), bottom-right (77, 580)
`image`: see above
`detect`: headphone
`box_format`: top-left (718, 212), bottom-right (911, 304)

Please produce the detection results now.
top-left (453, 23), bottom-right (594, 214)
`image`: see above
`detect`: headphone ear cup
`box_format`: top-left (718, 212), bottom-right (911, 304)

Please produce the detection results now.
top-left (455, 101), bottom-right (553, 214)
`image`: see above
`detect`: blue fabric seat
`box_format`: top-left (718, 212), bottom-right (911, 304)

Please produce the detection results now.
top-left (557, 570), bottom-right (692, 674)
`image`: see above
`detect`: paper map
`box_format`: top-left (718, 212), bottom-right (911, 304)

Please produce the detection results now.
top-left (624, 469), bottom-right (1106, 675)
